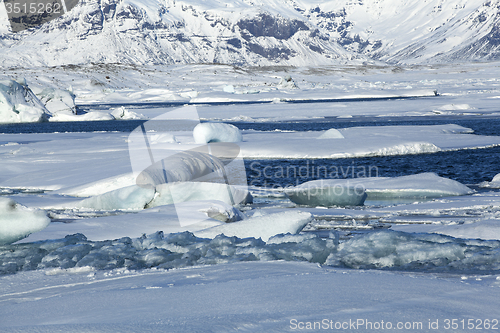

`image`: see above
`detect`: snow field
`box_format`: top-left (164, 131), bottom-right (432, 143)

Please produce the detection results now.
top-left (2, 261), bottom-right (500, 332)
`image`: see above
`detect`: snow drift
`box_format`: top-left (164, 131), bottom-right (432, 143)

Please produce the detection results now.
top-left (286, 185), bottom-right (367, 207)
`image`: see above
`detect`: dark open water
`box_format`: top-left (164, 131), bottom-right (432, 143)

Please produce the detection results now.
top-left (1, 115), bottom-right (499, 186)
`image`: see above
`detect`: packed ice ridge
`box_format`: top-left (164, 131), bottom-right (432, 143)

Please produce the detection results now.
top-left (3, 229), bottom-right (500, 275)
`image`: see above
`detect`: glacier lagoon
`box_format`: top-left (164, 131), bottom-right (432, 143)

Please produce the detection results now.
top-left (2, 64), bottom-right (500, 331)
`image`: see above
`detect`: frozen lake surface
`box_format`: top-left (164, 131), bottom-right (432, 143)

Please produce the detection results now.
top-left (2, 63), bottom-right (500, 332)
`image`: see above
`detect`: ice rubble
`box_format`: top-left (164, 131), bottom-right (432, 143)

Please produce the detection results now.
top-left (32, 87), bottom-right (76, 115)
top-left (76, 185), bottom-right (155, 210)
top-left (136, 151), bottom-right (228, 187)
top-left (3, 229), bottom-right (500, 275)
top-left (72, 182), bottom-right (251, 211)
top-left (326, 230), bottom-right (500, 272)
top-left (0, 79), bottom-right (51, 123)
top-left (148, 182), bottom-right (252, 208)
top-left (0, 198), bottom-right (50, 245)
top-left (287, 173), bottom-right (472, 207)
top-left (193, 122), bottom-right (243, 144)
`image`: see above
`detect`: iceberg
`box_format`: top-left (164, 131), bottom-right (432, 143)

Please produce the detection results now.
top-left (289, 173), bottom-right (472, 205)
top-left (0, 79), bottom-right (51, 123)
top-left (136, 150), bottom-right (228, 187)
top-left (76, 185), bottom-right (155, 210)
top-left (286, 185), bottom-right (367, 207)
top-left (194, 211), bottom-right (313, 241)
top-left (193, 122), bottom-right (243, 144)
top-left (324, 230), bottom-right (497, 272)
top-left (148, 182), bottom-right (252, 208)
top-left (0, 198), bottom-right (50, 245)
top-left (32, 87), bottom-right (76, 115)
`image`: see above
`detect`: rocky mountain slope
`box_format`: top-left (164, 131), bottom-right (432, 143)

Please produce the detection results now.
top-left (0, 0), bottom-right (499, 67)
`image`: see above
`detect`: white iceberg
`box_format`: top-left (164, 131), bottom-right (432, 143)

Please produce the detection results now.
top-left (0, 197), bottom-right (50, 245)
top-left (148, 182), bottom-right (252, 208)
top-left (194, 211), bottom-right (313, 241)
top-left (193, 122), bottom-right (243, 144)
top-left (290, 173), bottom-right (472, 204)
top-left (76, 185), bottom-right (155, 210)
top-left (286, 185), bottom-right (367, 207)
top-left (325, 230), bottom-right (469, 269)
top-left (136, 150), bottom-right (228, 187)
top-left (0, 79), bottom-right (51, 123)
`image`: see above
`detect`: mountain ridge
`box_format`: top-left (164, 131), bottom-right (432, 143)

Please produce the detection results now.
top-left (1, 0), bottom-right (499, 67)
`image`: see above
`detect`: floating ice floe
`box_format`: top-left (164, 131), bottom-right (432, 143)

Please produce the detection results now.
top-left (194, 211), bottom-right (312, 241)
top-left (136, 150), bottom-right (228, 187)
top-left (71, 182), bottom-right (251, 211)
top-left (193, 122), bottom-right (243, 144)
top-left (0, 198), bottom-right (50, 245)
top-left (287, 173), bottom-right (472, 207)
top-left (0, 79), bottom-right (51, 123)
top-left (325, 230), bottom-right (500, 272)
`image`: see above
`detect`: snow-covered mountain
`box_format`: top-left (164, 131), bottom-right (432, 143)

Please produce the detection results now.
top-left (0, 0), bottom-right (499, 67)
